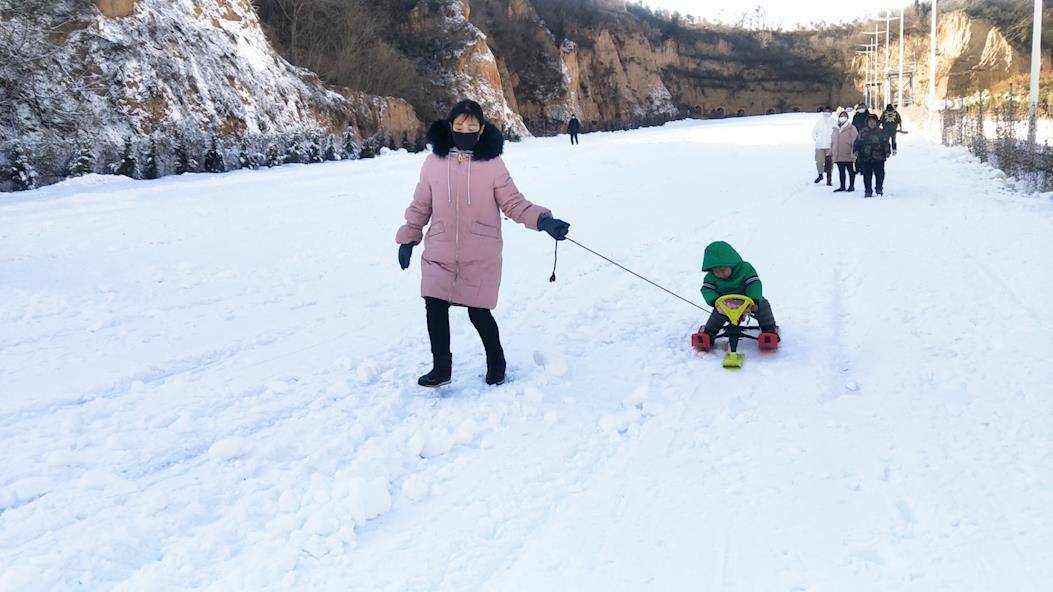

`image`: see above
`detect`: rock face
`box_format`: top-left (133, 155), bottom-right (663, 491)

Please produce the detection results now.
top-left (0, 0), bottom-right (423, 189)
top-left (390, 0), bottom-right (848, 134)
top-left (862, 8), bottom-right (1042, 105)
top-left (96, 0), bottom-right (137, 18)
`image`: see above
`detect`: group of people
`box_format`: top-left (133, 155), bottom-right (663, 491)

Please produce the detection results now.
top-left (811, 103), bottom-right (902, 197)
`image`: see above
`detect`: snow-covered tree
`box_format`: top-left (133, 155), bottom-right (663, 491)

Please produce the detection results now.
top-left (305, 136), bottom-right (322, 164)
top-left (175, 140), bottom-right (198, 175)
top-left (67, 142), bottom-right (96, 178)
top-left (8, 142), bottom-right (39, 191)
top-left (264, 143), bottom-right (281, 167)
top-left (343, 127), bottom-right (361, 160)
top-left (359, 134), bottom-right (383, 159)
top-left (238, 142), bottom-right (253, 170)
top-left (204, 136), bottom-right (225, 173)
top-left (284, 141), bottom-right (305, 164)
top-left (323, 134), bottom-right (338, 161)
top-left (111, 137), bottom-right (138, 179)
top-left (143, 139), bottom-right (160, 180)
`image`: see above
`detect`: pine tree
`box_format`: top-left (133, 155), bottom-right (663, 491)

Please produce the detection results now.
top-left (305, 136), bottom-right (322, 164)
top-left (67, 142), bottom-right (96, 177)
top-left (265, 143), bottom-right (280, 167)
top-left (204, 136), bottom-right (226, 173)
top-left (175, 140), bottom-right (198, 175)
top-left (8, 142), bottom-right (39, 191)
top-left (343, 127), bottom-right (361, 160)
top-left (111, 137), bottom-right (138, 179)
top-left (238, 142), bottom-right (253, 170)
top-left (143, 139), bottom-right (160, 180)
top-left (359, 134), bottom-right (383, 159)
top-left (284, 140), bottom-right (305, 164)
top-left (323, 134), bottom-right (338, 161)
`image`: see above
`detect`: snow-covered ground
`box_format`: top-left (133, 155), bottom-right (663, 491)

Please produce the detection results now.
top-left (2, 114), bottom-right (1052, 591)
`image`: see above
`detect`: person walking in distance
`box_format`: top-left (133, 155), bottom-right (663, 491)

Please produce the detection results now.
top-left (568, 115), bottom-right (582, 145)
top-left (881, 104), bottom-right (902, 155)
top-left (854, 113), bottom-right (892, 197)
top-left (811, 106), bottom-right (836, 185)
top-left (830, 110), bottom-right (858, 193)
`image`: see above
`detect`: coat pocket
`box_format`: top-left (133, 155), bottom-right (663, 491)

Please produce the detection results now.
top-left (426, 221), bottom-right (447, 239)
top-left (470, 220), bottom-right (500, 240)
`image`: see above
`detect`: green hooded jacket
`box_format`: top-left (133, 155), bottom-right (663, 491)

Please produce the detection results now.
top-left (700, 241), bottom-right (764, 306)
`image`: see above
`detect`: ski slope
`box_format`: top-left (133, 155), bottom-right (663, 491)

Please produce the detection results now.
top-left (2, 114), bottom-right (1051, 591)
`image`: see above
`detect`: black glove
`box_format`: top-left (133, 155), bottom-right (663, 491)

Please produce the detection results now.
top-left (537, 214), bottom-right (570, 241)
top-left (398, 243), bottom-right (415, 270)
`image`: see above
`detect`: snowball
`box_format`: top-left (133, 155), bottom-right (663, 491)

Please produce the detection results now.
top-left (523, 386), bottom-right (544, 403)
top-left (845, 381), bottom-right (860, 392)
top-left (452, 419), bottom-right (479, 445)
top-left (355, 362), bottom-right (377, 385)
top-left (624, 384), bottom-right (649, 408)
top-left (543, 411), bottom-right (559, 425)
top-left (278, 490), bottom-right (300, 513)
top-left (599, 408), bottom-right (642, 434)
top-left (401, 474), bottom-right (430, 501)
top-left (208, 436), bottom-right (248, 461)
top-left (46, 450), bottom-right (85, 468)
top-left (347, 478), bottom-right (391, 527)
top-left (326, 381), bottom-right (351, 398)
top-left (169, 414), bottom-right (195, 433)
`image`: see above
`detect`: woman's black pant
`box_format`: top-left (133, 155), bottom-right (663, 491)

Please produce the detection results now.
top-left (425, 297), bottom-right (502, 358)
top-left (836, 161), bottom-right (855, 189)
top-left (859, 160), bottom-right (886, 194)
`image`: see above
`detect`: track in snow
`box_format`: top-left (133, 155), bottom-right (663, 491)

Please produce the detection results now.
top-left (1, 115), bottom-right (1051, 591)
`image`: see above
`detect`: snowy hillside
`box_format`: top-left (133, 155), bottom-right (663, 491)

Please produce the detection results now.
top-left (1, 115), bottom-right (1051, 590)
top-left (0, 0), bottom-right (420, 190)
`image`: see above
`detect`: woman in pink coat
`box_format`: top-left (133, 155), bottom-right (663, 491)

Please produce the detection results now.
top-left (396, 100), bottom-right (570, 388)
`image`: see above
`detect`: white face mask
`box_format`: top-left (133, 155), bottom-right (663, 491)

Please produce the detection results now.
top-left (839, 117), bottom-right (849, 124)
top-left (823, 112), bottom-right (832, 118)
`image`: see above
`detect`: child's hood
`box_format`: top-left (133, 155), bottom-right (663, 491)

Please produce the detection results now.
top-left (701, 241), bottom-right (743, 271)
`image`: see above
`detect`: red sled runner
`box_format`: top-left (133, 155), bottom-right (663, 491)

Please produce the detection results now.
top-left (691, 295), bottom-right (779, 368)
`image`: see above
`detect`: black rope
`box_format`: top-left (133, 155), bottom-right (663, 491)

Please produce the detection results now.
top-left (549, 240), bottom-right (558, 282)
top-left (550, 237), bottom-right (711, 314)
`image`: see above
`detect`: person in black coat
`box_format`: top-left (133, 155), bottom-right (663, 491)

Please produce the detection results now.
top-left (568, 115), bottom-right (582, 145)
top-left (851, 104), bottom-right (870, 132)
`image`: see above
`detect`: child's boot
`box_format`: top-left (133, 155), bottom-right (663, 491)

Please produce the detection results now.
top-left (418, 353), bottom-right (452, 388)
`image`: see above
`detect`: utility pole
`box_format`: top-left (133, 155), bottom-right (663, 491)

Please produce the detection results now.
top-left (1028, 0), bottom-right (1042, 144)
top-left (898, 4), bottom-right (905, 108)
top-left (929, 0), bottom-right (938, 108)
top-left (863, 27), bottom-right (882, 108)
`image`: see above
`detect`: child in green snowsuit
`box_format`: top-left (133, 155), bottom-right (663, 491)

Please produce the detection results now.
top-left (700, 241), bottom-right (778, 337)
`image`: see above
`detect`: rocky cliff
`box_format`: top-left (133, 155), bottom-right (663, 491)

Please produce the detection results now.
top-left (850, 4), bottom-right (1053, 107)
top-left (0, 0), bottom-right (425, 189)
top-left (258, 0), bottom-right (851, 137)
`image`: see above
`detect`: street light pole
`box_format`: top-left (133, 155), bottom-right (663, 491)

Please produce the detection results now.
top-left (1028, 0), bottom-right (1042, 143)
top-left (929, 0), bottom-right (938, 108)
top-left (898, 4), bottom-right (905, 108)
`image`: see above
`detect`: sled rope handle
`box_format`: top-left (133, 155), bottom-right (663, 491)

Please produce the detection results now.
top-left (552, 237), bottom-right (712, 314)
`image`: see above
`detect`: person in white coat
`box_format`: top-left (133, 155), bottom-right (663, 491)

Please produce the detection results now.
top-left (811, 106), bottom-right (836, 185)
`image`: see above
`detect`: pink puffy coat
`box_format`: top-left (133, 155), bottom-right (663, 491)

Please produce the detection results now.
top-left (396, 122), bottom-right (550, 310)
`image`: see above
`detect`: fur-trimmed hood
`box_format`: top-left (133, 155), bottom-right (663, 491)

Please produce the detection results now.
top-left (427, 120), bottom-right (504, 161)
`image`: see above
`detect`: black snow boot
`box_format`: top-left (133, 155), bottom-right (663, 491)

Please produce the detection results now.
top-left (814, 174), bottom-right (823, 184)
top-left (418, 354), bottom-right (452, 388)
top-left (485, 350), bottom-right (506, 386)
top-left (761, 325), bottom-right (782, 342)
